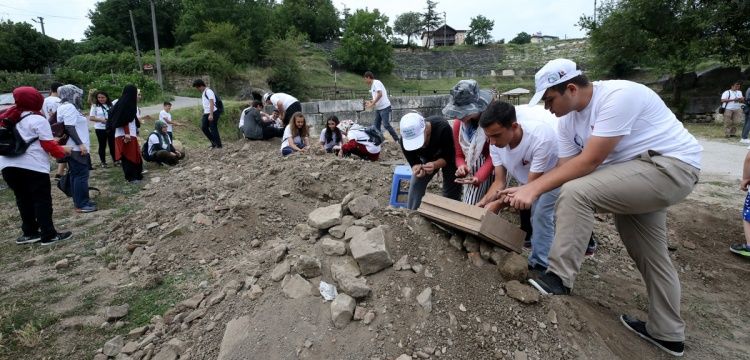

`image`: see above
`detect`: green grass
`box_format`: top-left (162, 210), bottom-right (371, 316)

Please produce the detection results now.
top-left (0, 282), bottom-right (68, 355)
top-left (684, 122), bottom-right (725, 140)
top-left (110, 275), bottom-right (186, 330)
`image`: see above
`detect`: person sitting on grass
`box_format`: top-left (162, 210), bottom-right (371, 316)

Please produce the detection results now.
top-left (320, 115), bottom-right (343, 153)
top-left (145, 120), bottom-right (184, 166)
top-left (280, 112), bottom-right (309, 156)
top-left (340, 124), bottom-right (381, 161)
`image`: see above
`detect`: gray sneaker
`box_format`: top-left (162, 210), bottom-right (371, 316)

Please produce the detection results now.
top-left (39, 231), bottom-right (73, 246)
top-left (16, 234), bottom-right (41, 245)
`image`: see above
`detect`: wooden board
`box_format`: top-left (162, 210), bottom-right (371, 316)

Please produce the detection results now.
top-left (417, 194), bottom-right (525, 253)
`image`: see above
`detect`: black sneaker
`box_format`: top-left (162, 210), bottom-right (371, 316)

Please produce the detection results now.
top-left (528, 271), bottom-right (571, 295)
top-left (39, 231), bottom-right (73, 246)
top-left (523, 240), bottom-right (532, 249)
top-left (586, 236), bottom-right (598, 256)
top-left (620, 315), bottom-right (684, 357)
top-left (16, 234), bottom-right (41, 245)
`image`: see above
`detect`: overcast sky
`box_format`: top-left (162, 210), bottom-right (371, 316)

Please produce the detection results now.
top-left (0, 0), bottom-right (593, 42)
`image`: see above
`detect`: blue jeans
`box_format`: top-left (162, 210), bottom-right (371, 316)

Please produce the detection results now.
top-left (742, 110), bottom-right (750, 140)
top-left (68, 153), bottom-right (92, 209)
top-left (374, 106), bottom-right (399, 142)
top-left (406, 166), bottom-right (461, 210)
top-left (281, 141), bottom-right (305, 156)
top-left (201, 112), bottom-right (222, 147)
top-left (528, 187), bottom-right (560, 269)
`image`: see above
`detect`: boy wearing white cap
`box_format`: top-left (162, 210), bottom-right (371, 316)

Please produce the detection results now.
top-left (502, 58), bottom-right (702, 356)
top-left (399, 113), bottom-right (461, 209)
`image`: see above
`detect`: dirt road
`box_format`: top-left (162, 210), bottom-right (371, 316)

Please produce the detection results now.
top-left (698, 138), bottom-right (747, 180)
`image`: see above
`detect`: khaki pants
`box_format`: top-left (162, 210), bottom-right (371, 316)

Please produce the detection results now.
top-left (548, 152), bottom-right (699, 342)
top-left (724, 109), bottom-right (744, 136)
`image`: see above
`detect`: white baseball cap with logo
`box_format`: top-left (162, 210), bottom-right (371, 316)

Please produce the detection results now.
top-left (399, 112), bottom-right (426, 151)
top-left (529, 58), bottom-right (582, 106)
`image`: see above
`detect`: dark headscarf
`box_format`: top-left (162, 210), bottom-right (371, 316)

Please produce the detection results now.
top-left (109, 84), bottom-right (138, 128)
top-left (1, 86), bottom-right (44, 122)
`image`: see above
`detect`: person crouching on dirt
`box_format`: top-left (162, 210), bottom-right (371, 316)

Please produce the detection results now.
top-left (280, 112), bottom-right (309, 156)
top-left (145, 120), bottom-right (184, 166)
top-left (730, 147), bottom-right (750, 258)
top-left (0, 86), bottom-right (73, 246)
top-left (240, 100), bottom-right (284, 140)
top-left (501, 59), bottom-right (701, 357)
top-left (320, 115), bottom-right (343, 154)
top-left (399, 112), bottom-right (461, 210)
top-left (443, 79), bottom-right (495, 205)
top-left (340, 124), bottom-right (380, 161)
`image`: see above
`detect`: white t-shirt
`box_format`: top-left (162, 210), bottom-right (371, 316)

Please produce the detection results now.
top-left (89, 105), bottom-right (109, 130)
top-left (0, 112), bottom-right (54, 174)
top-left (557, 80), bottom-right (702, 169)
top-left (147, 132), bottom-right (171, 156)
top-left (347, 128), bottom-right (381, 154)
top-left (202, 88), bottom-right (217, 114)
top-left (370, 80), bottom-right (391, 110)
top-left (319, 128), bottom-right (342, 150)
top-left (722, 90), bottom-right (744, 111)
top-left (58, 103), bottom-right (90, 152)
top-left (42, 96), bottom-right (60, 121)
top-left (159, 110), bottom-right (173, 132)
top-left (489, 119), bottom-right (558, 185)
top-left (271, 93), bottom-right (298, 111)
top-left (280, 124), bottom-right (304, 150)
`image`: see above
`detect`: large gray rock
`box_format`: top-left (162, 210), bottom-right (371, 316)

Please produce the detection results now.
top-left (343, 226), bottom-right (366, 242)
top-left (498, 253), bottom-right (528, 282)
top-left (337, 275), bottom-right (371, 298)
top-left (331, 257), bottom-right (361, 283)
top-left (105, 304), bottom-right (130, 322)
top-left (294, 255), bottom-right (322, 278)
top-left (505, 280), bottom-right (539, 304)
top-left (350, 226), bottom-right (394, 275)
top-left (346, 195), bottom-right (379, 218)
top-left (217, 316), bottom-right (252, 360)
top-left (281, 274), bottom-right (313, 299)
top-left (103, 335), bottom-right (125, 357)
top-left (331, 293), bottom-right (356, 328)
top-left (308, 204), bottom-right (343, 230)
top-left (321, 238), bottom-right (347, 256)
top-left (295, 223), bottom-right (319, 239)
top-left (416, 287), bottom-right (433, 313)
top-left (152, 347), bottom-right (178, 360)
top-left (271, 260), bottom-right (291, 282)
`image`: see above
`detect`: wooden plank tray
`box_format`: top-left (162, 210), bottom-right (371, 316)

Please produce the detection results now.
top-left (417, 193), bottom-right (525, 253)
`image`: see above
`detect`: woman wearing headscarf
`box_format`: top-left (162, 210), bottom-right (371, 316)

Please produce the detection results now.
top-left (0, 86), bottom-right (73, 245)
top-left (145, 120), bottom-right (184, 166)
top-left (109, 85), bottom-right (143, 183)
top-left (442, 80), bottom-right (495, 205)
top-left (57, 84), bottom-right (97, 213)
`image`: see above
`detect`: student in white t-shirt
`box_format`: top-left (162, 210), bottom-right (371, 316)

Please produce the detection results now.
top-left (319, 115), bottom-right (343, 153)
top-left (502, 59), bottom-right (701, 356)
top-left (340, 124), bottom-right (381, 161)
top-left (159, 101), bottom-right (183, 141)
top-left (721, 80), bottom-right (746, 138)
top-left (263, 92), bottom-right (302, 128)
top-left (363, 71), bottom-right (399, 142)
top-left (280, 112), bottom-right (309, 156)
top-left (42, 82), bottom-right (62, 121)
top-left (57, 84), bottom-right (96, 213)
top-left (88, 91), bottom-right (114, 168)
top-left (193, 79), bottom-right (222, 149)
top-left (476, 101), bottom-right (559, 271)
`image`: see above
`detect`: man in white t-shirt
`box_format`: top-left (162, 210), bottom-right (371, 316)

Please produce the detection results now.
top-left (475, 101), bottom-right (559, 271)
top-left (263, 92), bottom-right (301, 128)
top-left (721, 80), bottom-right (745, 139)
top-left (159, 101), bottom-right (183, 141)
top-left (501, 59), bottom-right (701, 357)
top-left (41, 82), bottom-right (62, 121)
top-left (364, 71), bottom-right (399, 143)
top-left (193, 79), bottom-right (222, 149)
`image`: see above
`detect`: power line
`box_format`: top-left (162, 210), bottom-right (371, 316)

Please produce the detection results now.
top-left (0, 4), bottom-right (84, 20)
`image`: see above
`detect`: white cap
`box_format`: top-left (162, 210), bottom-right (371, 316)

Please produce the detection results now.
top-left (529, 59), bottom-right (582, 106)
top-left (399, 113), bottom-right (426, 151)
top-left (262, 92), bottom-right (272, 104)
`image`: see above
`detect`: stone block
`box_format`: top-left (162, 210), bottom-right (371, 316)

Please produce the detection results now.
top-left (318, 99), bottom-right (364, 113)
top-left (331, 257), bottom-right (361, 283)
top-left (308, 203), bottom-right (343, 230)
top-left (281, 274), bottom-right (313, 299)
top-left (331, 293), bottom-right (356, 328)
top-left (346, 195), bottom-right (379, 218)
top-left (301, 102), bottom-right (319, 114)
top-left (337, 275), bottom-right (371, 298)
top-left (350, 226), bottom-right (394, 275)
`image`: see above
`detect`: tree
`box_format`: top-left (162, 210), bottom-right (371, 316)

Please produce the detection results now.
top-left (335, 9), bottom-right (393, 75)
top-left (509, 31), bottom-right (531, 44)
top-left (264, 32), bottom-right (306, 95)
top-left (394, 12), bottom-right (423, 46)
top-left (273, 0), bottom-right (339, 43)
top-left (86, 0), bottom-right (181, 50)
top-left (188, 22), bottom-right (249, 64)
top-left (464, 15), bottom-right (493, 45)
top-left (422, 0), bottom-right (441, 48)
top-left (0, 20), bottom-right (58, 72)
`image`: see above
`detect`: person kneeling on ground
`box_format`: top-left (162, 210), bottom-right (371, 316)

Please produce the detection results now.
top-left (730, 146), bottom-right (750, 258)
top-left (240, 100), bottom-right (284, 140)
top-left (340, 124), bottom-right (380, 161)
top-left (320, 115), bottom-right (343, 153)
top-left (399, 112), bottom-right (461, 210)
top-left (145, 120), bottom-right (184, 166)
top-left (280, 112), bottom-right (309, 156)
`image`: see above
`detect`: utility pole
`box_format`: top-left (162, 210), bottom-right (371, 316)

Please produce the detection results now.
top-left (443, 12), bottom-right (447, 46)
top-left (129, 10), bottom-right (143, 73)
top-left (149, 0), bottom-right (164, 90)
top-left (594, 0), bottom-right (597, 24)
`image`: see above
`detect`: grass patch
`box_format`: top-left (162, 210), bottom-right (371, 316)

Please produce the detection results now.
top-left (684, 121), bottom-right (725, 140)
top-left (0, 282), bottom-right (68, 356)
top-left (111, 275), bottom-right (186, 329)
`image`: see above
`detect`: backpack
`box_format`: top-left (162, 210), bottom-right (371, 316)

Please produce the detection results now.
top-left (0, 114), bottom-right (36, 157)
top-left (141, 138), bottom-right (153, 163)
top-left (363, 126), bottom-right (384, 146)
top-left (205, 90), bottom-right (224, 113)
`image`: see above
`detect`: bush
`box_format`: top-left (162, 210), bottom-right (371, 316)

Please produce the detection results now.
top-left (264, 34), bottom-right (306, 95)
top-left (88, 73), bottom-right (161, 103)
top-left (0, 71), bottom-right (51, 92)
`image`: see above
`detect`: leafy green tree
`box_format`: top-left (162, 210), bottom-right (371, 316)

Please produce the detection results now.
top-left (464, 15), bottom-right (493, 45)
top-left (394, 11), bottom-right (423, 46)
top-left (0, 21), bottom-right (58, 72)
top-left (273, 0), bottom-right (339, 43)
top-left (335, 9), bottom-right (393, 75)
top-left (422, 0), bottom-right (441, 48)
top-left (509, 31), bottom-right (531, 45)
top-left (264, 32), bottom-right (305, 95)
top-left (86, 0), bottom-right (181, 50)
top-left (188, 22), bottom-right (249, 64)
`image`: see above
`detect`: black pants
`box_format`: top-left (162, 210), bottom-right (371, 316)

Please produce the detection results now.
top-left (201, 111), bottom-right (222, 148)
top-left (95, 129), bottom-right (116, 165)
top-left (152, 150), bottom-right (184, 166)
top-left (282, 102), bottom-right (302, 127)
top-left (121, 158), bottom-right (143, 182)
top-left (520, 209), bottom-right (533, 242)
top-left (262, 126), bottom-right (284, 139)
top-left (2, 167), bottom-right (58, 240)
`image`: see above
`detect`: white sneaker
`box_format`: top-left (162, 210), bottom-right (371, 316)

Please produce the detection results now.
top-left (740, 139), bottom-right (750, 144)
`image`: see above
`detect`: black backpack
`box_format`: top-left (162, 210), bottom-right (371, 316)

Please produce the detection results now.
top-left (0, 114), bottom-right (36, 157)
top-left (363, 126), bottom-right (384, 146)
top-left (205, 90), bottom-right (224, 114)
